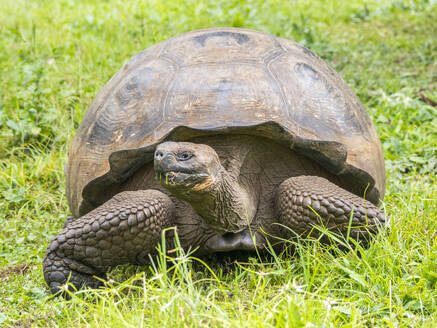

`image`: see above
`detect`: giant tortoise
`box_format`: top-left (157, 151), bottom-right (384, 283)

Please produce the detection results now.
top-left (43, 27), bottom-right (386, 294)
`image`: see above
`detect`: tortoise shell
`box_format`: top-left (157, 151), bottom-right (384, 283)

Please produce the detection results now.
top-left (67, 27), bottom-right (385, 217)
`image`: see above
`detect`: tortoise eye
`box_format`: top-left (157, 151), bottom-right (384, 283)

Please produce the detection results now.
top-left (178, 152), bottom-right (193, 161)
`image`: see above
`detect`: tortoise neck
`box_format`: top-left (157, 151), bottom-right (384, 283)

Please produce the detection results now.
top-left (186, 167), bottom-right (258, 234)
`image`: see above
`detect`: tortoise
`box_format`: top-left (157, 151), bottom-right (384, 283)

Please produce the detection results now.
top-left (43, 27), bottom-right (386, 294)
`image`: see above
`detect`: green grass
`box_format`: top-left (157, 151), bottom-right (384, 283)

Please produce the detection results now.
top-left (0, 0), bottom-right (436, 326)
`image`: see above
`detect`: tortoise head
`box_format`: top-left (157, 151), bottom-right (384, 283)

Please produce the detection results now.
top-left (154, 140), bottom-right (257, 234)
top-left (154, 141), bottom-right (223, 197)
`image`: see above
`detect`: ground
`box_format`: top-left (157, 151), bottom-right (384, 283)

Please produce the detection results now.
top-left (0, 0), bottom-right (436, 327)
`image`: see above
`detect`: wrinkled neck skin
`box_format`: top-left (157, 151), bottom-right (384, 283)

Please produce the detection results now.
top-left (171, 165), bottom-right (257, 235)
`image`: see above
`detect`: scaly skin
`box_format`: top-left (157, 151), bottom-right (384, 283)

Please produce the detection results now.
top-left (277, 176), bottom-right (386, 240)
top-left (43, 190), bottom-right (175, 294)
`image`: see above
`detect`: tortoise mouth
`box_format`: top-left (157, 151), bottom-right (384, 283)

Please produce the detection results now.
top-left (155, 170), bottom-right (209, 186)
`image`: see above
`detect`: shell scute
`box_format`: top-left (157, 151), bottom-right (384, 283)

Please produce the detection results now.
top-left (165, 64), bottom-right (285, 128)
top-left (161, 29), bottom-right (282, 66)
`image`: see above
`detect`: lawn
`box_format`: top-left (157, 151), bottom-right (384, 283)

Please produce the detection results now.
top-left (0, 0), bottom-right (436, 327)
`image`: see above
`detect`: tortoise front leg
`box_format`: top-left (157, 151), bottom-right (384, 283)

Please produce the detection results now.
top-left (276, 176), bottom-right (386, 241)
top-left (63, 215), bottom-right (76, 228)
top-left (43, 189), bottom-right (175, 295)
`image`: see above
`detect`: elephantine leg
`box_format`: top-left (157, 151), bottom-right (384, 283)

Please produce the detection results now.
top-left (43, 189), bottom-right (175, 295)
top-left (276, 176), bottom-right (386, 240)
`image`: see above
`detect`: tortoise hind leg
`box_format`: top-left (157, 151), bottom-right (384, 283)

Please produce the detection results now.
top-left (43, 189), bottom-right (175, 295)
top-left (276, 176), bottom-right (386, 241)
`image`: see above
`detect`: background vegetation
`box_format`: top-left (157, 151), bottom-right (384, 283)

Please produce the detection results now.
top-left (0, 0), bottom-right (436, 326)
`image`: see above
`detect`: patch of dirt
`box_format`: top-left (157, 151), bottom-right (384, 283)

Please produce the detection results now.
top-left (0, 263), bottom-right (29, 280)
top-left (419, 93), bottom-right (437, 107)
top-left (11, 321), bottom-right (33, 328)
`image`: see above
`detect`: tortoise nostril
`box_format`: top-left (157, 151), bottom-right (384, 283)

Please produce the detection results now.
top-left (155, 151), bottom-right (164, 159)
